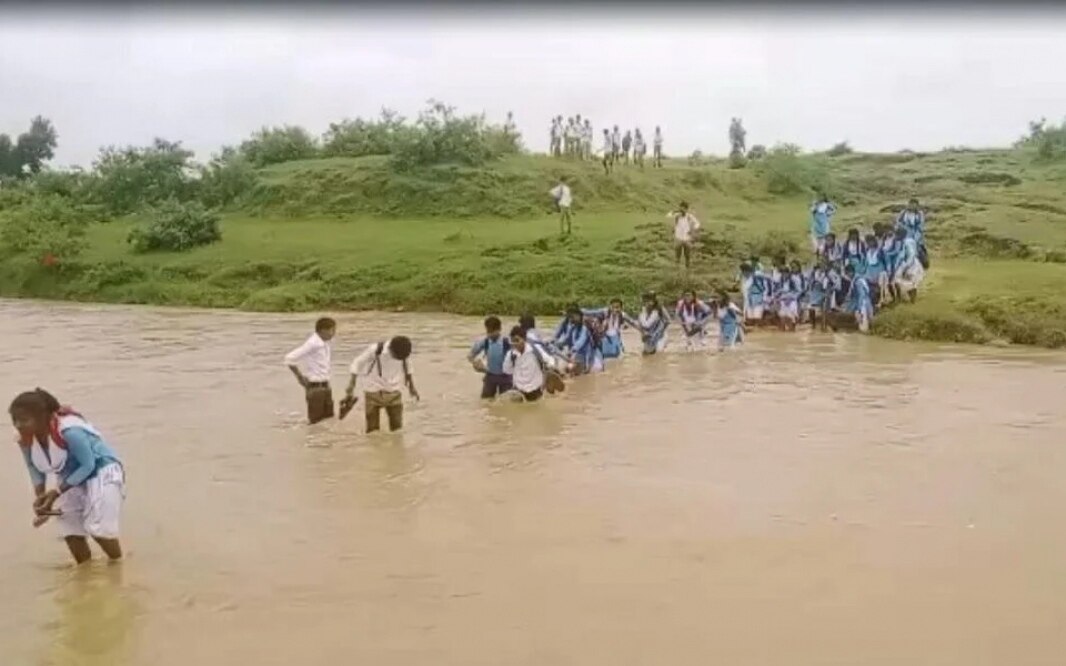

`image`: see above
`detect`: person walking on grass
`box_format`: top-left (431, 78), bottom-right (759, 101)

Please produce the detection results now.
top-left (344, 336), bottom-right (420, 434)
top-left (550, 176), bottom-right (574, 235)
top-left (284, 317), bottom-right (337, 425)
top-left (667, 201), bottom-right (701, 269)
top-left (11, 388), bottom-right (126, 565)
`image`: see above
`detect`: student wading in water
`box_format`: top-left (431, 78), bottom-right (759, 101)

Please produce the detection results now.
top-left (284, 317), bottom-right (337, 424)
top-left (468, 316), bottom-right (512, 399)
top-left (502, 326), bottom-right (558, 402)
top-left (11, 389), bottom-right (126, 564)
top-left (344, 336), bottom-right (420, 433)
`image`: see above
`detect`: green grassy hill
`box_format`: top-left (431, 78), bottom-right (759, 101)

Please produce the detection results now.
top-left (3, 150), bottom-right (1065, 347)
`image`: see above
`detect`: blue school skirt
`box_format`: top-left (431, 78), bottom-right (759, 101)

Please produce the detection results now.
top-left (601, 333), bottom-right (623, 359)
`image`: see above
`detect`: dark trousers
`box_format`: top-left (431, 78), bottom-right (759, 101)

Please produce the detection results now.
top-left (305, 383), bottom-right (334, 424)
top-left (481, 373), bottom-right (513, 399)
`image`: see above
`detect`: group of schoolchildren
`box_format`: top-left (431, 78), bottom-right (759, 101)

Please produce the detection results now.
top-left (467, 293), bottom-right (745, 402)
top-left (549, 116), bottom-right (665, 173)
top-left (739, 196), bottom-right (930, 333)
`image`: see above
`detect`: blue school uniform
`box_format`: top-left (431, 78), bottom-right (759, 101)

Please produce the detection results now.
top-left (554, 319), bottom-right (596, 370)
top-left (846, 273), bottom-right (875, 320)
top-left (864, 246), bottom-right (885, 281)
top-left (807, 269), bottom-right (828, 309)
top-left (842, 239), bottom-right (866, 273)
top-left (583, 308), bottom-right (636, 359)
top-left (676, 299), bottom-right (713, 338)
top-left (896, 209), bottom-right (926, 244)
top-left (881, 236), bottom-right (904, 278)
top-left (822, 242), bottom-right (844, 268)
top-left (810, 201), bottom-right (837, 240)
top-left (718, 304), bottom-right (743, 348)
top-left (637, 306), bottom-right (670, 354)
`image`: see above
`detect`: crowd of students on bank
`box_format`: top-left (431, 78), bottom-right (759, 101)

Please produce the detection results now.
top-left (549, 115), bottom-right (665, 173)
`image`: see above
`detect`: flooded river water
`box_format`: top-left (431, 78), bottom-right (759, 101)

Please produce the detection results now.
top-left (1, 299), bottom-right (1065, 665)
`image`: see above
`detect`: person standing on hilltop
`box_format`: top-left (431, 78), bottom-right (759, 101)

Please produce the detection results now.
top-left (667, 201), bottom-right (701, 269)
top-left (504, 111), bottom-right (517, 138)
top-left (582, 119), bottom-right (593, 161)
top-left (610, 125), bottom-right (622, 166)
top-left (550, 116), bottom-right (562, 157)
top-left (601, 129), bottom-right (614, 175)
top-left (809, 193), bottom-right (838, 253)
top-left (653, 126), bottom-right (664, 168)
top-left (622, 130), bottom-right (633, 165)
top-left (550, 176), bottom-right (574, 236)
top-left (284, 317), bottom-right (337, 425)
top-left (633, 129), bottom-right (646, 169)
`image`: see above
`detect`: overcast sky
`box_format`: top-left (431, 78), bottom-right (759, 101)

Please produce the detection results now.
top-left (2, 7), bottom-right (1065, 168)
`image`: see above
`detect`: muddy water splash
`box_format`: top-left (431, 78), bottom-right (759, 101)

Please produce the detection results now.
top-left (1, 300), bottom-right (1065, 665)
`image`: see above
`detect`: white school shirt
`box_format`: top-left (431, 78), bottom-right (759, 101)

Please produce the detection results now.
top-left (550, 184), bottom-right (572, 208)
top-left (284, 333), bottom-right (332, 382)
top-left (551, 122), bottom-right (561, 140)
top-left (669, 212), bottom-right (701, 243)
top-left (583, 125), bottom-right (593, 142)
top-left (611, 131), bottom-right (621, 149)
top-left (350, 342), bottom-right (412, 393)
top-left (602, 135), bottom-right (613, 152)
top-left (654, 131), bottom-right (663, 147)
top-left (503, 346), bottom-right (551, 393)
top-left (633, 136), bottom-right (645, 152)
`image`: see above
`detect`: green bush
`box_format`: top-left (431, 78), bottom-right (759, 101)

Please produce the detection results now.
top-left (322, 108), bottom-right (414, 158)
top-left (390, 100), bottom-right (518, 171)
top-left (127, 199), bottom-right (221, 253)
top-left (0, 194), bottom-right (88, 264)
top-left (197, 147), bottom-right (259, 209)
top-left (827, 141), bottom-right (854, 157)
top-left (239, 125), bottom-right (319, 167)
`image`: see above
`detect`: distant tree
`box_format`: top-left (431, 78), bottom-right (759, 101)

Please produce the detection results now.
top-left (0, 116), bottom-right (58, 178)
top-left (747, 144), bottom-right (767, 160)
top-left (827, 141), bottom-right (854, 157)
top-left (197, 146), bottom-right (259, 209)
top-left (16, 116), bottom-right (58, 175)
top-left (91, 138), bottom-right (197, 214)
top-left (239, 125), bottom-right (319, 167)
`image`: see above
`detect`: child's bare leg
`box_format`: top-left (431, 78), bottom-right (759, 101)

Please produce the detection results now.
top-left (93, 537), bottom-right (123, 561)
top-left (65, 536), bottom-right (92, 564)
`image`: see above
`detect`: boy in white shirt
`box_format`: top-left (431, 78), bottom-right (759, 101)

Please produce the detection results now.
top-left (344, 336), bottom-right (420, 433)
top-left (582, 120), bottom-right (593, 161)
top-left (502, 326), bottom-right (556, 402)
top-left (550, 117), bottom-right (562, 157)
top-left (550, 176), bottom-right (573, 236)
top-left (601, 129), bottom-right (614, 175)
top-left (667, 201), bottom-right (701, 269)
top-left (284, 317), bottom-right (337, 424)
top-left (653, 126), bottom-right (664, 168)
top-left (610, 125), bottom-right (622, 164)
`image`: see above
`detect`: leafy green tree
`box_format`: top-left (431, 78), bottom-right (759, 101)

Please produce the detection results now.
top-left (322, 108), bottom-right (412, 158)
top-left (197, 146), bottom-right (258, 209)
top-left (0, 194), bottom-right (88, 264)
top-left (16, 116), bottom-right (58, 175)
top-left (91, 138), bottom-right (196, 214)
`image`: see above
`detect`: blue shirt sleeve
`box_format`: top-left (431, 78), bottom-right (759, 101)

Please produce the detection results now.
top-left (60, 427), bottom-right (99, 488)
top-left (467, 337), bottom-right (486, 360)
top-left (21, 447), bottom-right (45, 487)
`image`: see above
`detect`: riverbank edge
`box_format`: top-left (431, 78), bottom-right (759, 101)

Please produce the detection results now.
top-left (2, 276), bottom-right (1060, 350)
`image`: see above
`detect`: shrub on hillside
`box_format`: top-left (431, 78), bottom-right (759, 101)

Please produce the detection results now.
top-left (390, 100), bottom-right (518, 170)
top-left (0, 194), bottom-right (88, 264)
top-left (127, 198), bottom-right (221, 253)
top-left (753, 143), bottom-right (832, 195)
top-left (746, 144), bottom-right (767, 160)
top-left (197, 146), bottom-right (259, 209)
top-left (322, 108), bottom-right (414, 158)
top-left (827, 141), bottom-right (853, 157)
top-left (240, 126), bottom-right (319, 167)
top-left (1016, 117), bottom-right (1066, 161)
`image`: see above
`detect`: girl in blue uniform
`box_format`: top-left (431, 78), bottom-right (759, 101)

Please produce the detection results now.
top-left (773, 267), bottom-right (801, 331)
top-left (880, 228), bottom-right (905, 303)
top-left (636, 292), bottom-right (670, 355)
top-left (716, 293), bottom-right (745, 351)
top-left (583, 299), bottom-right (638, 360)
top-left (844, 264), bottom-right (875, 332)
top-left (675, 290), bottom-right (713, 350)
top-left (553, 306), bottom-right (598, 375)
top-left (821, 232), bottom-right (844, 268)
top-left (841, 228), bottom-right (866, 274)
top-left (807, 260), bottom-right (830, 331)
top-left (863, 233), bottom-right (887, 306)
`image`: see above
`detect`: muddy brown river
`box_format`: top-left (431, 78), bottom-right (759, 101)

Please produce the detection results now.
top-left (1, 299), bottom-right (1065, 665)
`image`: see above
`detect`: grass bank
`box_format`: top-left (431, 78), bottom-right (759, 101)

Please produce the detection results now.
top-left (2, 152), bottom-right (1065, 348)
